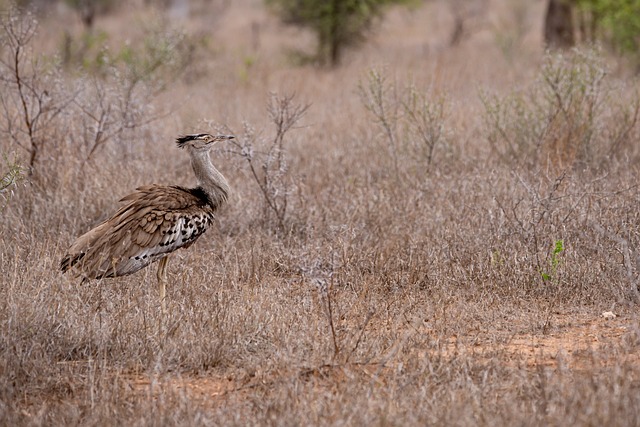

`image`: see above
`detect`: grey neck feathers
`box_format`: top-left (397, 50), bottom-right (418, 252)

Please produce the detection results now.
top-left (190, 149), bottom-right (229, 209)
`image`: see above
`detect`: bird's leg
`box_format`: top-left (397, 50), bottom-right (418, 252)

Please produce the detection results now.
top-left (157, 255), bottom-right (170, 311)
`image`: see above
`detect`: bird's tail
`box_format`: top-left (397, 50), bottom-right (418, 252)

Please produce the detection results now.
top-left (60, 252), bottom-right (84, 273)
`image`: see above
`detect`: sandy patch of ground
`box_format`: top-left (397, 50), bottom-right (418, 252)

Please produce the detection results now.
top-left (127, 312), bottom-right (639, 401)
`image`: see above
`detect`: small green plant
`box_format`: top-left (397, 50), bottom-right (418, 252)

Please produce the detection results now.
top-left (238, 54), bottom-right (257, 83)
top-left (490, 249), bottom-right (505, 267)
top-left (0, 153), bottom-right (25, 210)
top-left (541, 239), bottom-right (564, 282)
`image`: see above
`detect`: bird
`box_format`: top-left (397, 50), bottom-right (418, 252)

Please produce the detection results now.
top-left (60, 133), bottom-right (234, 309)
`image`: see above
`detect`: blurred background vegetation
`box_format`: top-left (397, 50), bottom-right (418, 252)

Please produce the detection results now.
top-left (4, 0), bottom-right (640, 67)
top-left (3, 0), bottom-right (640, 180)
top-left (546, 0), bottom-right (640, 65)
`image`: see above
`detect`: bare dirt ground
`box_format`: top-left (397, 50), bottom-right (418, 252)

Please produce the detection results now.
top-left (126, 311), bottom-right (639, 407)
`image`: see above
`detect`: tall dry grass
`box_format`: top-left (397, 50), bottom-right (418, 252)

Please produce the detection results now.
top-left (1, 0), bottom-right (639, 425)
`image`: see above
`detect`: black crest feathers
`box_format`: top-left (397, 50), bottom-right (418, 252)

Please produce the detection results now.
top-left (176, 134), bottom-right (210, 148)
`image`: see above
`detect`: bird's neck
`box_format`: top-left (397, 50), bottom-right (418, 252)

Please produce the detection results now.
top-left (190, 150), bottom-right (229, 209)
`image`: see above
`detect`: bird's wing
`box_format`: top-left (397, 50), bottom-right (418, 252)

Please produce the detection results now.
top-left (62, 185), bottom-right (215, 278)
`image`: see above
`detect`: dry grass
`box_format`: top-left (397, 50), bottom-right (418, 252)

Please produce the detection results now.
top-left (1, 0), bottom-right (640, 425)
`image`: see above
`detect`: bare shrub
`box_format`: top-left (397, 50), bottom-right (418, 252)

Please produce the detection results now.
top-left (230, 92), bottom-right (309, 234)
top-left (481, 48), bottom-right (640, 172)
top-left (358, 67), bottom-right (451, 182)
top-left (358, 68), bottom-right (401, 177)
top-left (0, 6), bottom-right (75, 174)
top-left (65, 22), bottom-right (201, 166)
top-left (60, 16), bottom-right (205, 86)
top-left (70, 71), bottom-right (166, 168)
top-left (591, 222), bottom-right (640, 302)
top-left (481, 48), bottom-right (640, 306)
top-left (402, 85), bottom-right (449, 169)
top-left (0, 5), bottom-right (184, 239)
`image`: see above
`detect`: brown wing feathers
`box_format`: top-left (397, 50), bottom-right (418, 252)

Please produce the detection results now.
top-left (61, 185), bottom-right (215, 279)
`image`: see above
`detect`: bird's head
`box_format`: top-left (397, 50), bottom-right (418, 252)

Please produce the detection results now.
top-left (176, 133), bottom-right (235, 151)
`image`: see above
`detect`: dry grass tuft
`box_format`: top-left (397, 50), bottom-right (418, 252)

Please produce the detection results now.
top-left (1, 0), bottom-right (640, 425)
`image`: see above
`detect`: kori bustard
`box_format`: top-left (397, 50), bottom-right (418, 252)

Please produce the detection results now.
top-left (61, 133), bottom-right (233, 308)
